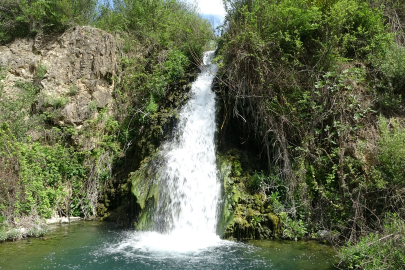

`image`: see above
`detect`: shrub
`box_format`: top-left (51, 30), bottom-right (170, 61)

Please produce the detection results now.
top-left (339, 214), bottom-right (405, 270)
top-left (88, 100), bottom-right (98, 112)
top-left (250, 171), bottom-right (266, 192)
top-left (27, 226), bottom-right (47, 237)
top-left (7, 229), bottom-right (22, 241)
top-left (376, 116), bottom-right (405, 186)
top-left (378, 43), bottom-right (405, 95)
top-left (0, 0), bottom-right (97, 44)
top-left (164, 50), bottom-right (189, 82)
top-left (281, 214), bottom-right (308, 240)
top-left (35, 64), bottom-right (47, 79)
top-left (52, 96), bottom-right (69, 108)
top-left (0, 227), bottom-right (7, 241)
top-left (68, 85), bottom-right (78, 96)
top-left (145, 95), bottom-right (158, 115)
top-left (0, 81), bottom-right (39, 141)
top-left (328, 0), bottom-right (391, 60)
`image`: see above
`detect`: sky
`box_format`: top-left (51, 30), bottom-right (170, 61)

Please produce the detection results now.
top-left (189, 0), bottom-right (226, 26)
top-left (193, 0), bottom-right (226, 17)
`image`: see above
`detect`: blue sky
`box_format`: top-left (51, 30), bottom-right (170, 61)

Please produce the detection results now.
top-left (105, 0), bottom-right (226, 28)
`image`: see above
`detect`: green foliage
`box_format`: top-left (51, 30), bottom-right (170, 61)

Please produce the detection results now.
top-left (145, 95), bottom-right (158, 115)
top-left (0, 227), bottom-right (7, 241)
top-left (250, 171), bottom-right (266, 191)
top-left (27, 226), bottom-right (47, 237)
top-left (35, 64), bottom-right (47, 79)
top-left (267, 190), bottom-right (308, 239)
top-left (379, 42), bottom-right (405, 95)
top-left (164, 49), bottom-right (189, 83)
top-left (339, 214), bottom-right (405, 270)
top-left (7, 229), bottom-right (22, 241)
top-left (231, 159), bottom-right (242, 177)
top-left (0, 80), bottom-right (40, 141)
top-left (328, 0), bottom-right (391, 60)
top-left (376, 116), bottom-right (405, 186)
top-left (145, 50), bottom-right (189, 97)
top-left (88, 100), bottom-right (98, 112)
top-left (45, 96), bottom-right (69, 108)
top-left (218, 0), bottom-right (405, 242)
top-left (281, 214), bottom-right (308, 240)
top-left (68, 85), bottom-right (78, 96)
top-left (0, 0), bottom-right (98, 44)
top-left (95, 0), bottom-right (211, 59)
top-left (0, 118), bottom-right (117, 222)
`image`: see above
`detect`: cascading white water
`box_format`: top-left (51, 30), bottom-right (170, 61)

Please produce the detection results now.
top-left (154, 50), bottom-right (220, 235)
top-left (115, 51), bottom-right (226, 252)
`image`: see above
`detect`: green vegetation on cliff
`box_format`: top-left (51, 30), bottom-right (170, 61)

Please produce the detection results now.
top-left (216, 0), bottom-right (405, 267)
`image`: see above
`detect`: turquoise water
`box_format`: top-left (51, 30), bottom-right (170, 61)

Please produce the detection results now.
top-left (0, 221), bottom-right (337, 270)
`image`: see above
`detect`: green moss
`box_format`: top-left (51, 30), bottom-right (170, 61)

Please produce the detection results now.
top-left (136, 208), bottom-right (151, 231)
top-left (268, 213), bottom-right (281, 234)
top-left (217, 151), bottom-right (280, 240)
top-left (216, 154), bottom-right (234, 236)
top-left (130, 159), bottom-right (161, 210)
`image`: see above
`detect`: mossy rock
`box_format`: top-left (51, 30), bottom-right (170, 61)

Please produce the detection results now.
top-left (130, 159), bottom-right (161, 210)
top-left (217, 150), bottom-right (281, 240)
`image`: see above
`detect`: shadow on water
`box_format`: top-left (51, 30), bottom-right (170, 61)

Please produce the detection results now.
top-left (0, 221), bottom-right (338, 270)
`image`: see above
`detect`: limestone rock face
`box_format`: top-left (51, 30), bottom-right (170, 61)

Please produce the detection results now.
top-left (0, 26), bottom-right (118, 149)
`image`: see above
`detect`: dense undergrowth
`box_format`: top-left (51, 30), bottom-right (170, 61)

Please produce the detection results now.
top-left (0, 0), bottom-right (212, 241)
top-left (216, 0), bottom-right (405, 268)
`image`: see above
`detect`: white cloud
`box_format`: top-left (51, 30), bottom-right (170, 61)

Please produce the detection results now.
top-left (191, 0), bottom-right (226, 16)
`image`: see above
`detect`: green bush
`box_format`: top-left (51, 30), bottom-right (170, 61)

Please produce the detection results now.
top-left (0, 80), bottom-right (39, 141)
top-left (0, 121), bottom-right (106, 220)
top-left (250, 171), bottom-right (266, 191)
top-left (7, 229), bottom-right (22, 241)
top-left (51, 96), bottom-right (69, 108)
top-left (339, 214), bottom-right (405, 270)
top-left (0, 227), bottom-right (7, 241)
top-left (281, 214), bottom-right (308, 240)
top-left (328, 0), bottom-right (391, 60)
top-left (68, 85), bottom-right (78, 96)
top-left (27, 226), bottom-right (47, 237)
top-left (164, 50), bottom-right (189, 82)
top-left (88, 100), bottom-right (98, 112)
top-left (0, 0), bottom-right (97, 44)
top-left (35, 64), bottom-right (47, 79)
top-left (145, 95), bottom-right (158, 115)
top-left (95, 0), bottom-right (211, 59)
top-left (376, 116), bottom-right (405, 186)
top-left (378, 43), bottom-right (405, 95)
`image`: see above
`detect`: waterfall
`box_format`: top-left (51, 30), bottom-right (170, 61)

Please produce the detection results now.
top-left (126, 51), bottom-right (224, 252)
top-left (153, 51), bottom-right (220, 235)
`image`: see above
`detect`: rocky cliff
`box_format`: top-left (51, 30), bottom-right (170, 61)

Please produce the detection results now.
top-left (0, 26), bottom-right (117, 149)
